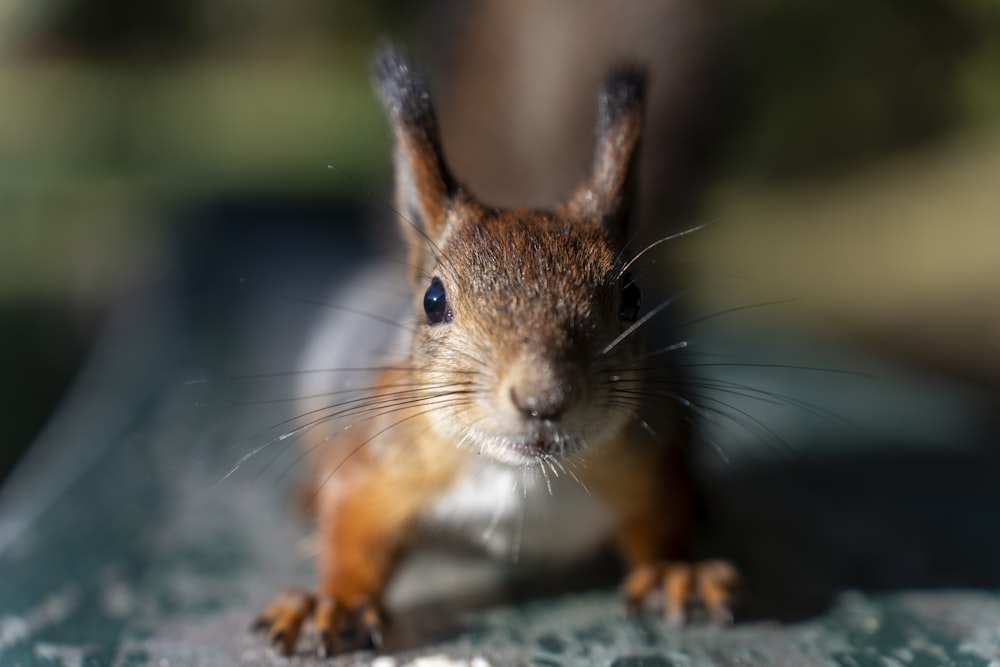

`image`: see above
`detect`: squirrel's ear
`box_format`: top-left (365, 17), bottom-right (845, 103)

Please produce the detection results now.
top-left (562, 67), bottom-right (646, 245)
top-left (372, 41), bottom-right (458, 258)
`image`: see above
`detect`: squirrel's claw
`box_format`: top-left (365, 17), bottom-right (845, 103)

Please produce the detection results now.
top-left (252, 588), bottom-right (315, 656)
top-left (623, 559), bottom-right (740, 626)
top-left (358, 601), bottom-right (384, 651)
top-left (314, 594), bottom-right (343, 657)
top-left (254, 589), bottom-right (385, 657)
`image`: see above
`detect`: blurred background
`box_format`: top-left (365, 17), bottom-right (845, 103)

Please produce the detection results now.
top-left (2, 0), bottom-right (1000, 492)
top-left (3, 2), bottom-right (1000, 663)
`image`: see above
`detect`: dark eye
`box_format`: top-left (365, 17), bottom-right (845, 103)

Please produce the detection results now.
top-left (423, 277), bottom-right (452, 325)
top-left (619, 275), bottom-right (641, 322)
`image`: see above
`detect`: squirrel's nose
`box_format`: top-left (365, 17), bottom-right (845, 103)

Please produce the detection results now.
top-left (509, 378), bottom-right (579, 422)
top-left (510, 386), bottom-right (570, 421)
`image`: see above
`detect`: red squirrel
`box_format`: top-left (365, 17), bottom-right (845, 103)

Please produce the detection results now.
top-left (254, 41), bottom-right (738, 657)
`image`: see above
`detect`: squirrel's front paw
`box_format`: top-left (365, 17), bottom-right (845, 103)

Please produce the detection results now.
top-left (622, 559), bottom-right (740, 625)
top-left (253, 588), bottom-right (383, 657)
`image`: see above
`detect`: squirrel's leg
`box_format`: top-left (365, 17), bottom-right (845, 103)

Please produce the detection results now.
top-left (615, 493), bottom-right (739, 625)
top-left (307, 483), bottom-right (404, 654)
top-left (255, 471), bottom-right (419, 656)
top-left (591, 428), bottom-right (740, 625)
top-left (256, 421), bottom-right (456, 657)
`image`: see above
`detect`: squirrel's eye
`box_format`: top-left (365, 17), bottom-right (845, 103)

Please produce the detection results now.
top-left (423, 277), bottom-right (452, 325)
top-left (619, 276), bottom-right (641, 322)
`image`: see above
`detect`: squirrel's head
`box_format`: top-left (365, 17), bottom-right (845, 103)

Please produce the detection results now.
top-left (373, 41), bottom-right (650, 466)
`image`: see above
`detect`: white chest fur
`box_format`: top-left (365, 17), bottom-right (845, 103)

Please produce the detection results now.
top-left (424, 456), bottom-right (618, 563)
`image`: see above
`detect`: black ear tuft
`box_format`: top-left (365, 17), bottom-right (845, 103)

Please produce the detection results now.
top-left (371, 41), bottom-right (438, 152)
top-left (371, 40), bottom-right (459, 279)
top-left (563, 65), bottom-right (648, 244)
top-left (597, 66), bottom-right (647, 142)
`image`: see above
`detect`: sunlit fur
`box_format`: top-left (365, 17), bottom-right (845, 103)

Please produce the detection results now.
top-left (412, 204), bottom-right (643, 466)
top-left (250, 42), bottom-right (739, 657)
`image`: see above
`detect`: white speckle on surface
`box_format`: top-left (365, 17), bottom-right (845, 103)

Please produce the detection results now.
top-left (0, 585), bottom-right (80, 652)
top-left (99, 568), bottom-right (136, 618)
top-left (892, 647), bottom-right (914, 662)
top-left (34, 642), bottom-right (92, 667)
top-left (372, 657), bottom-right (398, 667)
top-left (0, 616), bottom-right (28, 648)
top-left (909, 637), bottom-right (954, 664)
top-left (401, 655), bottom-right (493, 667)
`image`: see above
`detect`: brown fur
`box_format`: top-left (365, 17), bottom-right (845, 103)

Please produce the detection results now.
top-left (255, 42), bottom-right (736, 656)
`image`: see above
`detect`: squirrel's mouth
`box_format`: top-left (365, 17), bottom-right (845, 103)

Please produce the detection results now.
top-left (505, 431), bottom-right (579, 461)
top-left (509, 435), bottom-right (551, 459)
top-left (458, 418), bottom-right (607, 466)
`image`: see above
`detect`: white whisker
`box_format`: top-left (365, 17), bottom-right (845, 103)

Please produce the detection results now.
top-left (616, 221), bottom-right (713, 279)
top-left (565, 461), bottom-right (590, 496)
top-left (538, 458), bottom-right (553, 496)
top-left (639, 340), bottom-right (688, 360)
top-left (600, 292), bottom-right (684, 356)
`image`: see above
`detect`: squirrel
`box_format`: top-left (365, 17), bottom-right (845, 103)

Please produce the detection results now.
top-left (252, 41), bottom-right (739, 657)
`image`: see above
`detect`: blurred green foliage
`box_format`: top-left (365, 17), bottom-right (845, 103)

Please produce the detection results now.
top-left (2, 0), bottom-right (999, 299)
top-left (728, 0), bottom-right (1000, 179)
top-left (0, 1), bottom-right (424, 301)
